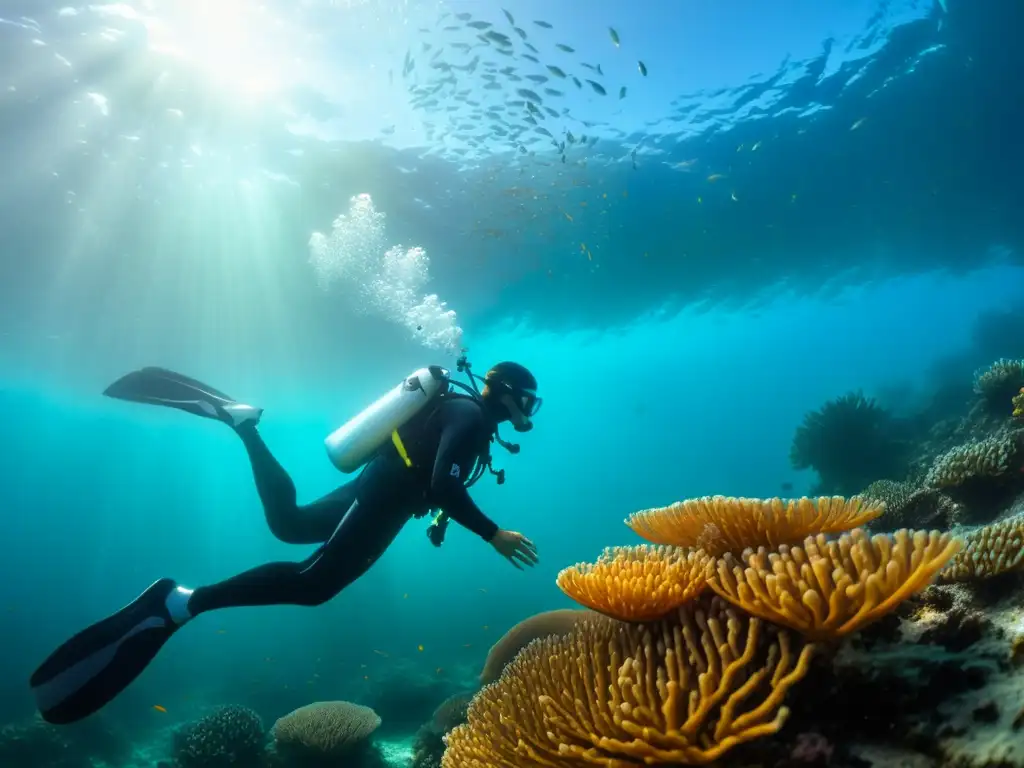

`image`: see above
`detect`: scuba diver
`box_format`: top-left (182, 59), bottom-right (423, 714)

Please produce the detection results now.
top-left (30, 357), bottom-right (541, 725)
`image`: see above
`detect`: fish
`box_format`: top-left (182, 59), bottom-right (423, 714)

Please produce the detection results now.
top-left (455, 13), bottom-right (472, 21)
top-left (609, 27), bottom-right (620, 46)
top-left (638, 60), bottom-right (647, 76)
top-left (373, 649), bottom-right (390, 657)
top-left (707, 173), bottom-right (726, 182)
top-left (502, 8), bottom-right (515, 25)
top-left (526, 74), bottom-right (548, 83)
top-left (544, 88), bottom-right (563, 97)
top-left (536, 126), bottom-right (553, 137)
top-left (484, 30), bottom-right (512, 46)
top-left (565, 130), bottom-right (576, 144)
top-left (572, 76), bottom-right (582, 89)
top-left (153, 705), bottom-right (167, 713)
top-left (517, 88), bottom-right (542, 102)
top-left (546, 65), bottom-right (567, 78)
top-left (418, 644), bottom-right (425, 652)
top-left (585, 80), bottom-right (606, 95)
top-left (850, 117), bottom-right (867, 131)
top-left (543, 106), bottom-right (558, 118)
top-left (466, 20), bottom-right (491, 29)
top-left (522, 53), bottom-right (539, 63)
top-left (555, 43), bottom-right (575, 53)
top-left (564, 212), bottom-right (573, 222)
top-left (534, 20), bottom-right (553, 29)
top-left (513, 26), bottom-right (527, 40)
top-left (619, 86), bottom-right (627, 99)
top-left (525, 42), bottom-right (539, 53)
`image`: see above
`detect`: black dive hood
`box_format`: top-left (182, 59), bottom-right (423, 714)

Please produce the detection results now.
top-left (451, 353), bottom-right (522, 487)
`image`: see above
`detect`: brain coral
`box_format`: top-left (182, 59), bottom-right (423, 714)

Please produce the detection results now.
top-left (271, 701), bottom-right (380, 762)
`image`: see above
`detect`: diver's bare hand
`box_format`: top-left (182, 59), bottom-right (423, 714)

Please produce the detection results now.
top-left (489, 529), bottom-right (538, 570)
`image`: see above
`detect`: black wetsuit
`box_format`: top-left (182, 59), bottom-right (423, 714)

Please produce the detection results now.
top-left (187, 395), bottom-right (500, 614)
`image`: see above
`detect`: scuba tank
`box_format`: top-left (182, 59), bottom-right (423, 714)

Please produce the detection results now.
top-left (324, 365), bottom-right (451, 473)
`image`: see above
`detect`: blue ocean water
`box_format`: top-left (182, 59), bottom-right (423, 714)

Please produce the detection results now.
top-left (1, 0), bottom-right (1023, 765)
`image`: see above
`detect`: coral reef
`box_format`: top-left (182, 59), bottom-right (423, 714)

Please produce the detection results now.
top-left (925, 430), bottom-right (1024, 490)
top-left (447, 494), bottom-right (968, 767)
top-left (270, 701), bottom-right (384, 768)
top-left (1014, 387), bottom-right (1024, 419)
top-left (0, 713), bottom-right (129, 768)
top-left (172, 705), bottom-right (267, 768)
top-left (444, 595), bottom-right (815, 767)
top-left (973, 359), bottom-right (1024, 417)
top-left (789, 391), bottom-right (914, 495)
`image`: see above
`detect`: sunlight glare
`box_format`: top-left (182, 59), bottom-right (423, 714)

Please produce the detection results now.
top-left (145, 0), bottom-right (284, 101)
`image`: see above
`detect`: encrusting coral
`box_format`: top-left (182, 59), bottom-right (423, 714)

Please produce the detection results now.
top-left (442, 596), bottom-right (815, 768)
top-left (555, 544), bottom-right (711, 621)
top-left (708, 528), bottom-right (962, 640)
top-left (624, 495), bottom-right (883, 556)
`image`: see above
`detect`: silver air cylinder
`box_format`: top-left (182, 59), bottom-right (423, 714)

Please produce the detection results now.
top-left (324, 366), bottom-right (450, 473)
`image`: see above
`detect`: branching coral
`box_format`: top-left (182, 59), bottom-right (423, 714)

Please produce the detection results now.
top-left (973, 358), bottom-right (1024, 415)
top-left (442, 597), bottom-right (815, 767)
top-left (625, 495), bottom-right (883, 557)
top-left (924, 430), bottom-right (1024, 488)
top-left (789, 392), bottom-right (912, 495)
top-left (938, 514), bottom-right (1024, 582)
top-left (556, 545), bottom-right (711, 621)
top-left (480, 609), bottom-right (595, 685)
top-left (173, 706), bottom-right (266, 768)
top-left (708, 529), bottom-right (961, 640)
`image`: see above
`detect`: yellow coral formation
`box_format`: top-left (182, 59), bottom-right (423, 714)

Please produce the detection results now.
top-left (1014, 387), bottom-right (1024, 419)
top-left (625, 495), bottom-right (883, 557)
top-left (556, 545), bottom-right (711, 621)
top-left (708, 529), bottom-right (961, 640)
top-left (480, 609), bottom-right (595, 685)
top-left (442, 598), bottom-right (815, 768)
top-left (924, 431), bottom-right (1023, 488)
top-left (938, 514), bottom-right (1024, 582)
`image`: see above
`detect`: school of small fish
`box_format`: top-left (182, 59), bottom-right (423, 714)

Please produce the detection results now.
top-left (397, 13), bottom-right (648, 164)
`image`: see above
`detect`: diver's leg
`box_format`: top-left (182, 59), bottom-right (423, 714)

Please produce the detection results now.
top-left (234, 423), bottom-right (357, 544)
top-left (187, 494), bottom-right (413, 612)
top-left (27, 495), bottom-right (402, 726)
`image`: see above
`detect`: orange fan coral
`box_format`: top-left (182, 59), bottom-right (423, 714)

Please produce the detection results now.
top-left (709, 529), bottom-right (961, 640)
top-left (625, 495), bottom-right (884, 557)
top-left (556, 545), bottom-right (711, 621)
top-left (442, 597), bottom-right (815, 767)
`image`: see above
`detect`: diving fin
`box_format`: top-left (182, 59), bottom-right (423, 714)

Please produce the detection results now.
top-left (103, 367), bottom-right (262, 428)
top-left (30, 578), bottom-right (190, 725)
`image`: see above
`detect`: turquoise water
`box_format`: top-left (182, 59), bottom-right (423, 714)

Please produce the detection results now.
top-left (1, 0), bottom-right (1023, 764)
